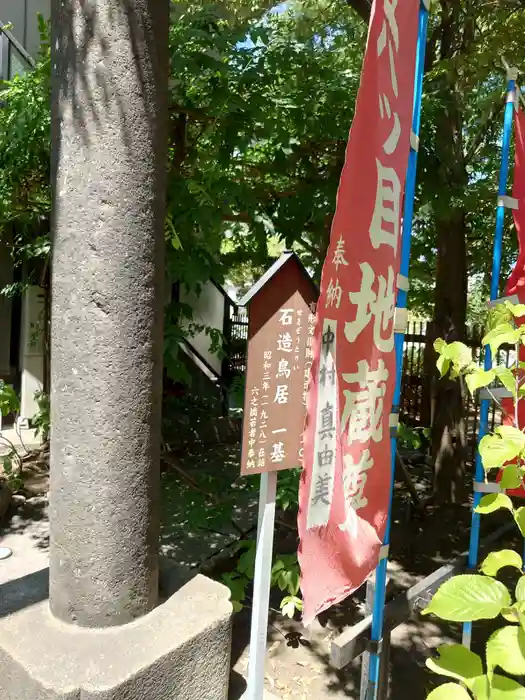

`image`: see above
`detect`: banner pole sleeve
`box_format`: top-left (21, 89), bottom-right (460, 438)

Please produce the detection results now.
top-left (366, 3), bottom-right (430, 697)
top-left (462, 72), bottom-right (517, 649)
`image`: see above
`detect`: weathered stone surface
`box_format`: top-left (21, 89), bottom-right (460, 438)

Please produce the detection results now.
top-left (11, 494), bottom-right (27, 506)
top-left (25, 496), bottom-right (48, 508)
top-left (49, 0), bottom-right (169, 627)
top-left (21, 472), bottom-right (49, 497)
top-left (0, 571), bottom-right (232, 700)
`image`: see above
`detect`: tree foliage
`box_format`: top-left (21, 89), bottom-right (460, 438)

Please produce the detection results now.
top-left (167, 0), bottom-right (366, 287)
top-left (166, 0), bottom-right (525, 497)
top-left (4, 3), bottom-right (525, 306)
top-left (6, 1), bottom-right (525, 498)
top-left (0, 2), bottom-right (367, 380)
top-left (0, 17), bottom-right (50, 295)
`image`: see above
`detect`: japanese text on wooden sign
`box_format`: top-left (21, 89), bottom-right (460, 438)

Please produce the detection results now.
top-left (240, 255), bottom-right (318, 476)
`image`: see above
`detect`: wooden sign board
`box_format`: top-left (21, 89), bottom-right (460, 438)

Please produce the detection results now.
top-left (240, 253), bottom-right (318, 476)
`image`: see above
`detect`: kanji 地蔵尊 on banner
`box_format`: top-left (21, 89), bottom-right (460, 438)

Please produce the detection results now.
top-left (298, 0), bottom-right (420, 624)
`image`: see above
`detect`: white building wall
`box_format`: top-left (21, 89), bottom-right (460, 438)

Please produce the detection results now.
top-left (0, 0), bottom-right (50, 57)
top-left (19, 285), bottom-right (44, 423)
top-left (179, 282), bottom-right (225, 377)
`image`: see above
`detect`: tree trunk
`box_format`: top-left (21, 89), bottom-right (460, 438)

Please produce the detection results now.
top-left (424, 0), bottom-right (469, 502)
top-left (430, 209), bottom-right (468, 503)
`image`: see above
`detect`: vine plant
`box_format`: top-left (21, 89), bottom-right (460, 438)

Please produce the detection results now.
top-left (0, 381), bottom-right (24, 490)
top-left (222, 541), bottom-right (302, 617)
top-left (0, 381), bottom-right (49, 491)
top-left (424, 301), bottom-right (525, 699)
top-left (221, 468), bottom-right (303, 618)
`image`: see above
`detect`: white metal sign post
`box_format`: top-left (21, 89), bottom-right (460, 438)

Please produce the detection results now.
top-left (245, 471), bottom-right (278, 700)
top-left (238, 252), bottom-right (318, 700)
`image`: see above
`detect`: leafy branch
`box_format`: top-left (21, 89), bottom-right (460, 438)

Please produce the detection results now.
top-left (425, 302), bottom-right (525, 698)
top-left (221, 540), bottom-right (302, 618)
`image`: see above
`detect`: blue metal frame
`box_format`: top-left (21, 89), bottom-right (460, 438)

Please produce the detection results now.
top-left (462, 74), bottom-right (517, 648)
top-left (366, 3), bottom-right (429, 698)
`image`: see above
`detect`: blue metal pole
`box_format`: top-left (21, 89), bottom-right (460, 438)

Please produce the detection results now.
top-left (366, 4), bottom-right (429, 698)
top-left (462, 71), bottom-right (517, 648)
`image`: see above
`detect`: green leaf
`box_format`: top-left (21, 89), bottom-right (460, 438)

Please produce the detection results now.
top-left (483, 323), bottom-right (520, 356)
top-left (488, 304), bottom-right (513, 332)
top-left (475, 493), bottom-right (514, 514)
top-left (434, 338), bottom-right (447, 354)
top-left (234, 540), bottom-right (254, 553)
top-left (507, 302), bottom-right (525, 319)
top-left (277, 570), bottom-right (290, 592)
top-left (436, 355), bottom-right (451, 378)
top-left (494, 367), bottom-right (517, 396)
top-left (281, 599), bottom-right (296, 618)
top-left (426, 683), bottom-right (471, 700)
top-left (513, 603), bottom-right (525, 630)
top-left (465, 368), bottom-right (496, 395)
top-left (502, 605), bottom-right (521, 623)
top-left (500, 464), bottom-right (523, 489)
top-left (515, 508), bottom-right (525, 537)
top-left (280, 595), bottom-right (303, 619)
top-left (237, 545), bottom-right (256, 577)
top-left (516, 576), bottom-right (525, 603)
top-left (271, 559), bottom-right (286, 576)
top-left (479, 433), bottom-right (523, 471)
top-left (517, 603), bottom-right (525, 631)
top-left (471, 674), bottom-right (525, 699)
top-left (434, 339), bottom-right (471, 378)
top-left (288, 570), bottom-right (300, 596)
top-left (426, 644), bottom-right (483, 683)
top-left (496, 425), bottom-right (525, 446)
top-left (0, 382), bottom-right (20, 417)
top-left (487, 625), bottom-right (525, 677)
top-left (480, 550), bottom-right (523, 576)
top-left (221, 573), bottom-right (249, 608)
top-left (445, 342), bottom-right (473, 370)
top-left (422, 575), bottom-right (511, 622)
top-left (271, 554), bottom-right (300, 595)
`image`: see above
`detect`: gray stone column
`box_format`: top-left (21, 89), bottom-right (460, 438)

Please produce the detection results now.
top-left (0, 3), bottom-right (232, 696)
top-left (50, 0), bottom-right (169, 627)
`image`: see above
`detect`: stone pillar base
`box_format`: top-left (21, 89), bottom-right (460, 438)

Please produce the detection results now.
top-left (0, 567), bottom-right (232, 700)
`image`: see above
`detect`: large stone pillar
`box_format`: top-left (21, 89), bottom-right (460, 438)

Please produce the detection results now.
top-left (49, 0), bottom-right (169, 627)
top-left (0, 3), bottom-right (233, 697)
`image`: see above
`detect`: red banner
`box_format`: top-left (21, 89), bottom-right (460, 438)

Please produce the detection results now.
top-left (298, 0), bottom-right (420, 624)
top-left (505, 108), bottom-right (525, 299)
top-left (500, 106), bottom-right (525, 497)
